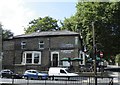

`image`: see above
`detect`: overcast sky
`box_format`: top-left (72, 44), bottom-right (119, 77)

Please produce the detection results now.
top-left (0, 0), bottom-right (77, 35)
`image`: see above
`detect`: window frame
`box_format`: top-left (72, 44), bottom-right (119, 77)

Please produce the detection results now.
top-left (22, 51), bottom-right (41, 65)
top-left (21, 41), bottom-right (26, 49)
top-left (75, 36), bottom-right (78, 45)
top-left (26, 53), bottom-right (32, 64)
top-left (38, 40), bottom-right (44, 49)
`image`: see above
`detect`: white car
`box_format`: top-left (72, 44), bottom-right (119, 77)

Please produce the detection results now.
top-left (23, 69), bottom-right (48, 80)
top-left (48, 67), bottom-right (79, 80)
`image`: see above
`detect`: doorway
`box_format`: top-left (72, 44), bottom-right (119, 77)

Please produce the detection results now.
top-left (51, 52), bottom-right (59, 67)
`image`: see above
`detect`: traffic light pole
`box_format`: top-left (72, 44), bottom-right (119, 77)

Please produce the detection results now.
top-left (92, 22), bottom-right (97, 85)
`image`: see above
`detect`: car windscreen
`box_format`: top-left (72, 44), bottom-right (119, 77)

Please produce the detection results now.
top-left (65, 69), bottom-right (72, 73)
top-left (2, 70), bottom-right (13, 74)
top-left (60, 69), bottom-right (66, 74)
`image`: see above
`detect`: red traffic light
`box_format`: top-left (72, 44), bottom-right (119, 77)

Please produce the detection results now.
top-left (100, 51), bottom-right (103, 58)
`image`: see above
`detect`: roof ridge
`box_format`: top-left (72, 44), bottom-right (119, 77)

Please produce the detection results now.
top-left (13, 30), bottom-right (79, 39)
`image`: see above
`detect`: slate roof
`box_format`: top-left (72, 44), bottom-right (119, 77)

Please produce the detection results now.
top-left (13, 30), bottom-right (79, 39)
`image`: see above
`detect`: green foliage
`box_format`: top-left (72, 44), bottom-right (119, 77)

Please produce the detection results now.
top-left (2, 29), bottom-right (14, 39)
top-left (61, 2), bottom-right (120, 60)
top-left (61, 16), bottom-right (79, 32)
top-left (24, 16), bottom-right (59, 34)
top-left (0, 23), bottom-right (14, 39)
top-left (75, 2), bottom-right (120, 53)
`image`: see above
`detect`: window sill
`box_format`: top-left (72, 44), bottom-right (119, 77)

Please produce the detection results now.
top-left (15, 64), bottom-right (41, 66)
top-left (39, 48), bottom-right (44, 50)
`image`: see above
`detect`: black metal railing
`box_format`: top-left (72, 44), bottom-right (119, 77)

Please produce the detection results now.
top-left (0, 75), bottom-right (114, 85)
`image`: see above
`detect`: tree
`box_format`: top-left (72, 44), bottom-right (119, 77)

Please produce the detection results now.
top-left (61, 2), bottom-right (120, 61)
top-left (2, 29), bottom-right (14, 39)
top-left (24, 16), bottom-right (59, 34)
top-left (0, 23), bottom-right (14, 39)
top-left (61, 16), bottom-right (80, 32)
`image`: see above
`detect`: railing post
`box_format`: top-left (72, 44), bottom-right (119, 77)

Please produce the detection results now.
top-left (44, 79), bottom-right (46, 85)
top-left (88, 76), bottom-right (90, 85)
top-left (27, 76), bottom-right (29, 85)
top-left (52, 75), bottom-right (54, 80)
top-left (12, 75), bottom-right (14, 85)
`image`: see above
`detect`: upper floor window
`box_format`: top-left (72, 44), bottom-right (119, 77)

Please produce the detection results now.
top-left (22, 51), bottom-right (41, 65)
top-left (39, 41), bottom-right (44, 49)
top-left (21, 41), bottom-right (26, 49)
top-left (75, 37), bottom-right (78, 45)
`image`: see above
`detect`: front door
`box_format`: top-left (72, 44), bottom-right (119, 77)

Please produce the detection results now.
top-left (51, 52), bottom-right (59, 67)
top-left (53, 54), bottom-right (58, 67)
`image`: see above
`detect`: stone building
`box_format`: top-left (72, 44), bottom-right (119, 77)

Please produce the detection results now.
top-left (2, 30), bottom-right (81, 73)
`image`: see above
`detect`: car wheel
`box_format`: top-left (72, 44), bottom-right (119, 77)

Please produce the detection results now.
top-left (31, 78), bottom-right (34, 80)
top-left (0, 75), bottom-right (3, 78)
top-left (39, 76), bottom-right (42, 80)
top-left (55, 79), bottom-right (58, 81)
top-left (24, 76), bottom-right (28, 80)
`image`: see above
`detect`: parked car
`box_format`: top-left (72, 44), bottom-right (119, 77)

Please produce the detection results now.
top-left (48, 67), bottom-right (79, 80)
top-left (0, 69), bottom-right (22, 79)
top-left (23, 69), bottom-right (48, 80)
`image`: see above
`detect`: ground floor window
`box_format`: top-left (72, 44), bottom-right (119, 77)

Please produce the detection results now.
top-left (22, 51), bottom-right (41, 64)
top-left (63, 61), bottom-right (70, 67)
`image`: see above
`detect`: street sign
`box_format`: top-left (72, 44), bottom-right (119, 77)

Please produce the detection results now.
top-left (100, 51), bottom-right (103, 58)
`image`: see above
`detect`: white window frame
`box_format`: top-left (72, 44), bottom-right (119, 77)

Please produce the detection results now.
top-left (21, 41), bottom-right (26, 49)
top-left (75, 36), bottom-right (78, 45)
top-left (22, 51), bottom-right (41, 65)
top-left (38, 41), bottom-right (44, 49)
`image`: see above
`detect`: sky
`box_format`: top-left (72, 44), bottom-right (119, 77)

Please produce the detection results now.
top-left (0, 0), bottom-right (77, 35)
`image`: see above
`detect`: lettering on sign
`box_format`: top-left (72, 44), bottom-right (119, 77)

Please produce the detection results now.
top-left (61, 44), bottom-right (74, 48)
top-left (61, 50), bottom-right (74, 53)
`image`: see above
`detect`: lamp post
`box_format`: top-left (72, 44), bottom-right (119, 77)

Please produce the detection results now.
top-left (92, 22), bottom-right (97, 85)
top-left (0, 23), bottom-right (2, 71)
